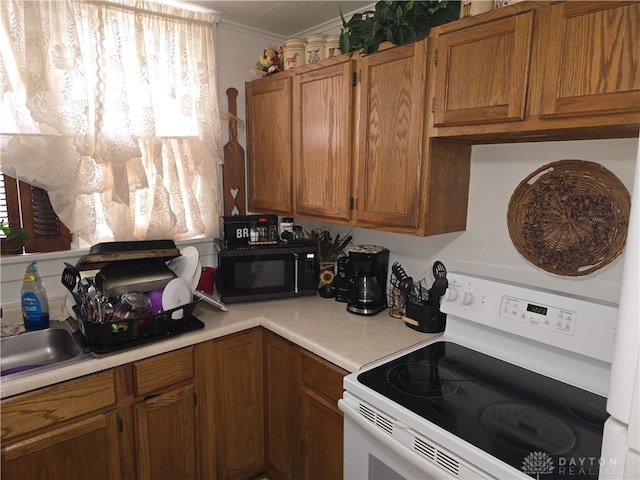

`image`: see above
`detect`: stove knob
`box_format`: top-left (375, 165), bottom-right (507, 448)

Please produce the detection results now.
top-left (444, 287), bottom-right (458, 302)
top-left (461, 291), bottom-right (474, 305)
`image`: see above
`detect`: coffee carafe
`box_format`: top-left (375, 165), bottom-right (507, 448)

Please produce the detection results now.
top-left (346, 245), bottom-right (390, 315)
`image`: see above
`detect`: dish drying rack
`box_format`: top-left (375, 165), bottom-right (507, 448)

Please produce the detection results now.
top-left (60, 241), bottom-right (203, 353)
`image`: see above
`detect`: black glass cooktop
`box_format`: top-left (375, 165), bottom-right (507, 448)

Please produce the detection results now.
top-left (357, 341), bottom-right (608, 479)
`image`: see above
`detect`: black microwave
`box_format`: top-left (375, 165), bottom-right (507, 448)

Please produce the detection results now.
top-left (216, 242), bottom-right (319, 303)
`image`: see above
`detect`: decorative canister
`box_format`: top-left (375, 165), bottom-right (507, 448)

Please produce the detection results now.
top-left (460, 0), bottom-right (494, 17)
top-left (494, 0), bottom-right (524, 8)
top-left (283, 38), bottom-right (305, 70)
top-left (324, 35), bottom-right (341, 58)
top-left (305, 34), bottom-right (327, 64)
top-left (278, 217), bottom-right (294, 241)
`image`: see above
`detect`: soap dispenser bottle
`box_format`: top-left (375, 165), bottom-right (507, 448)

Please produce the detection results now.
top-left (21, 261), bottom-right (50, 330)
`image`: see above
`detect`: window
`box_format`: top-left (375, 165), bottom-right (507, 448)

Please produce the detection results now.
top-left (0, 0), bottom-right (223, 246)
top-left (0, 172), bottom-right (71, 254)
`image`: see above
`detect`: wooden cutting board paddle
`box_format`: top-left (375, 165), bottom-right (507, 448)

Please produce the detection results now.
top-left (223, 87), bottom-right (246, 216)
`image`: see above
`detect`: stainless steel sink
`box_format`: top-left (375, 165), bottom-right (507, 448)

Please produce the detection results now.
top-left (1, 321), bottom-right (92, 379)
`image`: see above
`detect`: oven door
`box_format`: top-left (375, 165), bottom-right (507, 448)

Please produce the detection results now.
top-left (340, 394), bottom-right (462, 480)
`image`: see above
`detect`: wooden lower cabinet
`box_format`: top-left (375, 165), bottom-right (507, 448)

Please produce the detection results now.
top-left (299, 389), bottom-right (344, 480)
top-left (2, 329), bottom-right (347, 480)
top-left (1, 370), bottom-right (121, 480)
top-left (299, 349), bottom-right (346, 480)
top-left (263, 331), bottom-right (298, 480)
top-left (133, 384), bottom-right (197, 479)
top-left (2, 411), bottom-right (121, 480)
top-left (203, 328), bottom-right (265, 480)
top-left (120, 347), bottom-right (199, 480)
top-left (263, 331), bottom-right (347, 480)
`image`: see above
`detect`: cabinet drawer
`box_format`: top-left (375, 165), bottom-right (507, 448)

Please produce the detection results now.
top-left (1, 370), bottom-right (116, 440)
top-left (300, 350), bottom-right (346, 404)
top-left (133, 347), bottom-right (193, 397)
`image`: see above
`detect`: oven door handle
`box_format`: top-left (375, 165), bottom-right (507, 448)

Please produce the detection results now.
top-left (338, 398), bottom-right (463, 480)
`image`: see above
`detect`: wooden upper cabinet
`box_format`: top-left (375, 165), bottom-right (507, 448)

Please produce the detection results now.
top-left (354, 40), bottom-right (429, 233)
top-left (430, 1), bottom-right (639, 139)
top-left (433, 8), bottom-right (534, 126)
top-left (246, 74), bottom-right (293, 215)
top-left (292, 60), bottom-right (354, 224)
top-left (540, 1), bottom-right (640, 119)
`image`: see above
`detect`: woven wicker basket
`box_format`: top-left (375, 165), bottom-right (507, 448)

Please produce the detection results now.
top-left (507, 159), bottom-right (631, 276)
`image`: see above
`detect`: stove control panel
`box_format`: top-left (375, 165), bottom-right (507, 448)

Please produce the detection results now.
top-left (441, 272), bottom-right (618, 364)
top-left (499, 295), bottom-right (576, 335)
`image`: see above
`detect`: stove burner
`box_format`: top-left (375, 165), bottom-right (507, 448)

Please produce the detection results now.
top-left (431, 343), bottom-right (477, 367)
top-left (387, 363), bottom-right (459, 398)
top-left (481, 403), bottom-right (576, 455)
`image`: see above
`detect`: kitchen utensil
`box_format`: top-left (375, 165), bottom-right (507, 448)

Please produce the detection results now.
top-left (433, 260), bottom-right (447, 278)
top-left (392, 262), bottom-right (414, 294)
top-left (61, 262), bottom-right (81, 295)
top-left (223, 87), bottom-right (246, 216)
top-left (428, 276), bottom-right (448, 307)
top-left (391, 261), bottom-right (409, 281)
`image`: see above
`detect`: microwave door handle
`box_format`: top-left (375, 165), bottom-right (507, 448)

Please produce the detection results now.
top-left (293, 252), bottom-right (299, 294)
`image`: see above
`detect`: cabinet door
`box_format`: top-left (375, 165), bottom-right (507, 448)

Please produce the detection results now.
top-left (292, 61), bottom-right (354, 223)
top-left (299, 350), bottom-right (346, 480)
top-left (433, 9), bottom-right (534, 126)
top-left (263, 331), bottom-right (298, 480)
top-left (246, 75), bottom-right (293, 215)
top-left (299, 389), bottom-right (343, 480)
top-left (355, 40), bottom-right (429, 232)
top-left (134, 384), bottom-right (198, 480)
top-left (213, 329), bottom-right (264, 480)
top-left (540, 1), bottom-right (640, 119)
top-left (1, 411), bottom-right (121, 480)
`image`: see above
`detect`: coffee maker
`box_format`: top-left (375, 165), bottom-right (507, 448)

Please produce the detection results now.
top-left (346, 245), bottom-right (390, 315)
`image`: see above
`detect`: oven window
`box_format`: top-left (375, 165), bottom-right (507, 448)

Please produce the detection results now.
top-left (235, 259), bottom-right (287, 290)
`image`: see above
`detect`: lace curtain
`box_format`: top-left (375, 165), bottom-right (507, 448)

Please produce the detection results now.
top-left (0, 0), bottom-right (223, 244)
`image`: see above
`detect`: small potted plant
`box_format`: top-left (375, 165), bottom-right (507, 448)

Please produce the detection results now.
top-left (1, 220), bottom-right (28, 255)
top-left (305, 229), bottom-right (353, 286)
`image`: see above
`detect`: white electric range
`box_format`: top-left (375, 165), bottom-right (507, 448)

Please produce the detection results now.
top-left (339, 272), bottom-right (618, 479)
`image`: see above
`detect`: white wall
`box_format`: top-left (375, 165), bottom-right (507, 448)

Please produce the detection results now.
top-left (297, 138), bottom-right (638, 304)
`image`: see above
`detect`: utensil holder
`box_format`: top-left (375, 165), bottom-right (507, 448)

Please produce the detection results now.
top-left (404, 301), bottom-right (446, 333)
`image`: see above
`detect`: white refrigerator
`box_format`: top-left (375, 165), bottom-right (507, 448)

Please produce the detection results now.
top-left (600, 137), bottom-right (640, 480)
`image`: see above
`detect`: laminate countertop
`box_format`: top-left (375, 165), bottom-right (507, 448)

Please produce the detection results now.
top-left (1, 295), bottom-right (439, 399)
